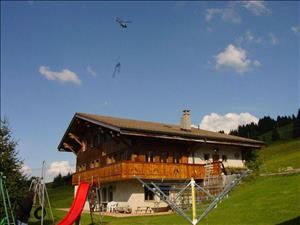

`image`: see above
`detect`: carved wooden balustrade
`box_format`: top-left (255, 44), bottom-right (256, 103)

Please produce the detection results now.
top-left (71, 161), bottom-right (221, 185)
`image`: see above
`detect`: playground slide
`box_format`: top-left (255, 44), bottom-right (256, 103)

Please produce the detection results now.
top-left (57, 182), bottom-right (90, 225)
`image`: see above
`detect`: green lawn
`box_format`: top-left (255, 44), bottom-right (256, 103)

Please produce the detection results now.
top-left (259, 139), bottom-right (300, 173)
top-left (29, 140), bottom-right (300, 225)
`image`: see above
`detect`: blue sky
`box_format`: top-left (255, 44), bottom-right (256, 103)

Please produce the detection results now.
top-left (1, 1), bottom-right (299, 176)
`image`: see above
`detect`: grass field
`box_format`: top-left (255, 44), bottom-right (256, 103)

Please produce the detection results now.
top-left (29, 139), bottom-right (300, 225)
top-left (259, 139), bottom-right (300, 173)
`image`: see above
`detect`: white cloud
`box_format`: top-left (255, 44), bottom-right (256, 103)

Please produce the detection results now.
top-left (205, 1), bottom-right (270, 24)
top-left (291, 26), bottom-right (300, 35)
top-left (199, 112), bottom-right (259, 133)
top-left (237, 30), bottom-right (263, 45)
top-left (47, 161), bottom-right (74, 176)
top-left (205, 7), bottom-right (241, 24)
top-left (39, 66), bottom-right (81, 85)
top-left (87, 65), bottom-right (97, 77)
top-left (20, 165), bottom-right (32, 176)
top-left (253, 60), bottom-right (261, 66)
top-left (242, 1), bottom-right (270, 15)
top-left (215, 44), bottom-right (260, 73)
top-left (205, 8), bottom-right (223, 22)
top-left (269, 33), bottom-right (279, 45)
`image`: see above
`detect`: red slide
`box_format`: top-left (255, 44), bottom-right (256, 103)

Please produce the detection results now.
top-left (57, 182), bottom-right (90, 225)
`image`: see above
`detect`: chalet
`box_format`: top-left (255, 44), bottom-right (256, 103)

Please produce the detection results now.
top-left (58, 110), bottom-right (263, 212)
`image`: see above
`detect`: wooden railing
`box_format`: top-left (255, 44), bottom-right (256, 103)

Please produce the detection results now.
top-left (72, 161), bottom-right (210, 185)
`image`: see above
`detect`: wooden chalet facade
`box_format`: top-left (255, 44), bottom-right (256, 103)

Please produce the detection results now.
top-left (58, 111), bottom-right (263, 212)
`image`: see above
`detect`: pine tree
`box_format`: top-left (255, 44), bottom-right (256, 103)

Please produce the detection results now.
top-left (293, 109), bottom-right (300, 138)
top-left (0, 119), bottom-right (27, 216)
top-left (271, 127), bottom-right (280, 141)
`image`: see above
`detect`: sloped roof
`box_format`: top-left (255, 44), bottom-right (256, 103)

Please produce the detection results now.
top-left (71, 112), bottom-right (263, 147)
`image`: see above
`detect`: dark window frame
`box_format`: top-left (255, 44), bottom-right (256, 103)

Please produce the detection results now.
top-left (204, 153), bottom-right (210, 161)
top-left (144, 185), bottom-right (155, 201)
top-left (222, 155), bottom-right (227, 162)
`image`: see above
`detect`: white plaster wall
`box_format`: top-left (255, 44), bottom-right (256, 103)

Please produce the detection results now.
top-left (74, 180), bottom-right (168, 212)
top-left (188, 145), bottom-right (245, 168)
top-left (104, 180), bottom-right (167, 212)
top-left (74, 185), bottom-right (90, 210)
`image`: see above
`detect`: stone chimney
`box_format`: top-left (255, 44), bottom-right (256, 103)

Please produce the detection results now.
top-left (180, 109), bottom-right (191, 131)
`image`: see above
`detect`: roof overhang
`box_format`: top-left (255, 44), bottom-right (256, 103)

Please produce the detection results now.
top-left (58, 113), bottom-right (264, 152)
top-left (120, 130), bottom-right (263, 148)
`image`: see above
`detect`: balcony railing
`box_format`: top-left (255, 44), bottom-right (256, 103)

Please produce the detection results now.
top-left (72, 161), bottom-right (221, 185)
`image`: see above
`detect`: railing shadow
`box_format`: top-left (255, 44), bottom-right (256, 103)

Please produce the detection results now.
top-left (276, 216), bottom-right (300, 225)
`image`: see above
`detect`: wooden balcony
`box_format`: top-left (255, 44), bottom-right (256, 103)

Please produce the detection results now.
top-left (72, 161), bottom-right (214, 185)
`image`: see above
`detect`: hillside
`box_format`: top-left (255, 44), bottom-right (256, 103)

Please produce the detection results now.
top-left (259, 139), bottom-right (300, 173)
top-left (258, 123), bottom-right (294, 143)
top-left (31, 139), bottom-right (300, 225)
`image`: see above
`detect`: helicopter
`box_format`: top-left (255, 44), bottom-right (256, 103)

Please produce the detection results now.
top-left (115, 17), bottom-right (132, 28)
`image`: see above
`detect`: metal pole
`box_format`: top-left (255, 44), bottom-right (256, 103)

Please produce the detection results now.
top-left (41, 161), bottom-right (46, 225)
top-left (191, 178), bottom-right (197, 225)
top-left (150, 182), bottom-right (193, 224)
top-left (135, 176), bottom-right (192, 224)
top-left (173, 182), bottom-right (191, 202)
top-left (44, 183), bottom-right (55, 224)
top-left (0, 174), bottom-right (10, 225)
top-left (194, 183), bottom-right (213, 199)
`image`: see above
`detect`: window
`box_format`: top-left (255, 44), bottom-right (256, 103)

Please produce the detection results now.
top-left (90, 161), bottom-right (95, 169)
top-left (161, 152), bottom-right (168, 163)
top-left (101, 188), bottom-right (107, 202)
top-left (159, 185), bottom-right (170, 199)
top-left (234, 152), bottom-right (240, 159)
top-left (222, 155), bottom-right (227, 162)
top-left (131, 153), bottom-right (138, 162)
top-left (108, 186), bottom-right (113, 202)
top-left (146, 151), bottom-right (154, 163)
top-left (95, 159), bottom-right (100, 167)
top-left (173, 152), bottom-right (180, 164)
top-left (80, 164), bottom-right (86, 171)
top-left (204, 154), bottom-right (210, 161)
top-left (106, 156), bottom-right (112, 164)
top-left (144, 185), bottom-right (154, 201)
top-left (112, 153), bottom-right (118, 163)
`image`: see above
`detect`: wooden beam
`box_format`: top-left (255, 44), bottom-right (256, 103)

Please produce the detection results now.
top-left (63, 143), bottom-right (75, 151)
top-left (68, 133), bottom-right (83, 146)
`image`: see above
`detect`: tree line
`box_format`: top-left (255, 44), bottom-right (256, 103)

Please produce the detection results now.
top-left (229, 109), bottom-right (300, 141)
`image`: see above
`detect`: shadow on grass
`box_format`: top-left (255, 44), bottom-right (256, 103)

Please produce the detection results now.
top-left (29, 219), bottom-right (54, 225)
top-left (276, 216), bottom-right (300, 225)
top-left (29, 220), bottom-right (110, 225)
